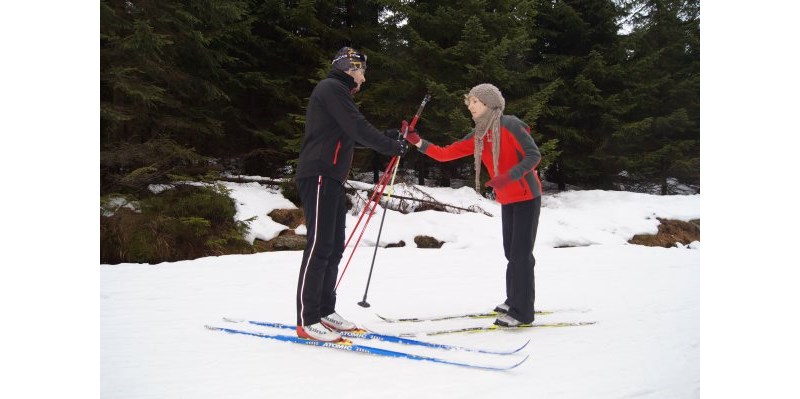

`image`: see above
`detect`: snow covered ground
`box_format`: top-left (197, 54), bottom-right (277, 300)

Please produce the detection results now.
top-left (99, 182), bottom-right (701, 398)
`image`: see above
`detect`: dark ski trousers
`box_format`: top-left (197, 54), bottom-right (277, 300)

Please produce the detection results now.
top-left (295, 176), bottom-right (346, 326)
top-left (501, 196), bottom-right (541, 324)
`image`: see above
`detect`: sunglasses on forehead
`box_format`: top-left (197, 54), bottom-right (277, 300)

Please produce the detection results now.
top-left (332, 52), bottom-right (368, 69)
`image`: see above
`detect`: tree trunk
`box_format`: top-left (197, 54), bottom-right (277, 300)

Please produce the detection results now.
top-left (439, 163), bottom-right (451, 187)
top-left (372, 152), bottom-right (380, 184)
top-left (417, 156), bottom-right (426, 186)
top-left (555, 160), bottom-right (566, 191)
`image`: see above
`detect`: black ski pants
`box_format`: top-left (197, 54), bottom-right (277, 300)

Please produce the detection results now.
top-left (295, 176), bottom-right (346, 326)
top-left (501, 196), bottom-right (542, 324)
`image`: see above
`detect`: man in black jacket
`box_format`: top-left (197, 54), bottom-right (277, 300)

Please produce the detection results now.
top-left (295, 46), bottom-right (408, 342)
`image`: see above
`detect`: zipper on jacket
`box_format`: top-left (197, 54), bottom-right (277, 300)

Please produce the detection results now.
top-left (333, 140), bottom-right (342, 165)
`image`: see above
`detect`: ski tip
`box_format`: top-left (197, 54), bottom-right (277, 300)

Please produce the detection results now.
top-left (511, 339), bottom-right (531, 354)
top-left (484, 354), bottom-right (530, 371)
top-left (548, 321), bottom-right (597, 327)
top-left (375, 314), bottom-right (393, 322)
top-left (507, 354), bottom-right (530, 370)
top-left (204, 325), bottom-right (222, 331)
top-left (222, 317), bottom-right (245, 323)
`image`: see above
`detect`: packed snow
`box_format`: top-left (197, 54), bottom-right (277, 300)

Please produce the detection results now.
top-left (100, 181), bottom-right (700, 398)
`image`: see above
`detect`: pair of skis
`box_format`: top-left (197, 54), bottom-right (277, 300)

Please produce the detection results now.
top-left (206, 311), bottom-right (594, 371)
top-left (206, 318), bottom-right (527, 371)
top-left (206, 324), bottom-right (528, 372)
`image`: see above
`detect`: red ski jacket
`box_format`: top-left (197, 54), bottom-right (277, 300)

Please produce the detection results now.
top-left (418, 115), bottom-right (542, 205)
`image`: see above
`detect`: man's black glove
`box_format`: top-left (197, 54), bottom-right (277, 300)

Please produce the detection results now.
top-left (382, 128), bottom-right (408, 155)
top-left (383, 128), bottom-right (402, 140)
top-left (397, 139), bottom-right (409, 156)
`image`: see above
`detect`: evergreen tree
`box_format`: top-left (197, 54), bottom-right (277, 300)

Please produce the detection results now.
top-left (99, 0), bottom-right (700, 194)
top-left (100, 0), bottom-right (252, 154)
top-left (529, 0), bottom-right (628, 190)
top-left (613, 0), bottom-right (700, 193)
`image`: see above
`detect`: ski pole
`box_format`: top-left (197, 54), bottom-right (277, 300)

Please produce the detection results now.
top-left (342, 157), bottom-right (397, 250)
top-left (335, 156), bottom-right (399, 291)
top-left (358, 94), bottom-right (431, 308)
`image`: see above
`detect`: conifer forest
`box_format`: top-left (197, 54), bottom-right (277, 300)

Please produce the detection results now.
top-left (100, 0), bottom-right (699, 263)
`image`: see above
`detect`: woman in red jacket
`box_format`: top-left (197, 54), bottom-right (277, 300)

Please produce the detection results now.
top-left (405, 84), bottom-right (543, 327)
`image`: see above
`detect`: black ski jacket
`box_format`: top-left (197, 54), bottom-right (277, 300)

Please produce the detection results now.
top-left (295, 69), bottom-right (403, 182)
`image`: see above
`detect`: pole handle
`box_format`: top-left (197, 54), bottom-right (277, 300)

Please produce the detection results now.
top-left (408, 94), bottom-right (431, 131)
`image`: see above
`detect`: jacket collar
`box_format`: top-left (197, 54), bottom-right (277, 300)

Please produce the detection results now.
top-left (327, 69), bottom-right (357, 91)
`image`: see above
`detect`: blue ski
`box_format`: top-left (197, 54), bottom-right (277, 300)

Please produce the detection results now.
top-left (222, 317), bottom-right (529, 355)
top-left (205, 325), bottom-right (528, 371)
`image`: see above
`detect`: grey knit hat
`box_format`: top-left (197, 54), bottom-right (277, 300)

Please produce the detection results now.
top-left (466, 83), bottom-right (505, 111)
top-left (466, 83), bottom-right (505, 191)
